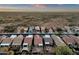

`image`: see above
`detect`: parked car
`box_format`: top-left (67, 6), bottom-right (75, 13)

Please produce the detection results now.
top-left (34, 26), bottom-right (40, 34)
top-left (41, 27), bottom-right (45, 34)
top-left (28, 26), bottom-right (34, 33)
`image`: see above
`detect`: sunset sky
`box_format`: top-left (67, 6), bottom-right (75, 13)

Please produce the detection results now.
top-left (0, 4), bottom-right (79, 12)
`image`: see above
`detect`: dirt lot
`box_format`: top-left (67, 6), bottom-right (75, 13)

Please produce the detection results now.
top-left (0, 12), bottom-right (79, 33)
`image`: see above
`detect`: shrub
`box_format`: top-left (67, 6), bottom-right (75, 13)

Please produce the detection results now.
top-left (4, 25), bottom-right (16, 33)
top-left (0, 47), bottom-right (9, 52)
top-left (54, 46), bottom-right (74, 55)
top-left (8, 50), bottom-right (14, 55)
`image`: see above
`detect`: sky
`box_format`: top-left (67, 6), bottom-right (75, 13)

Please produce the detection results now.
top-left (0, 4), bottom-right (79, 12)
